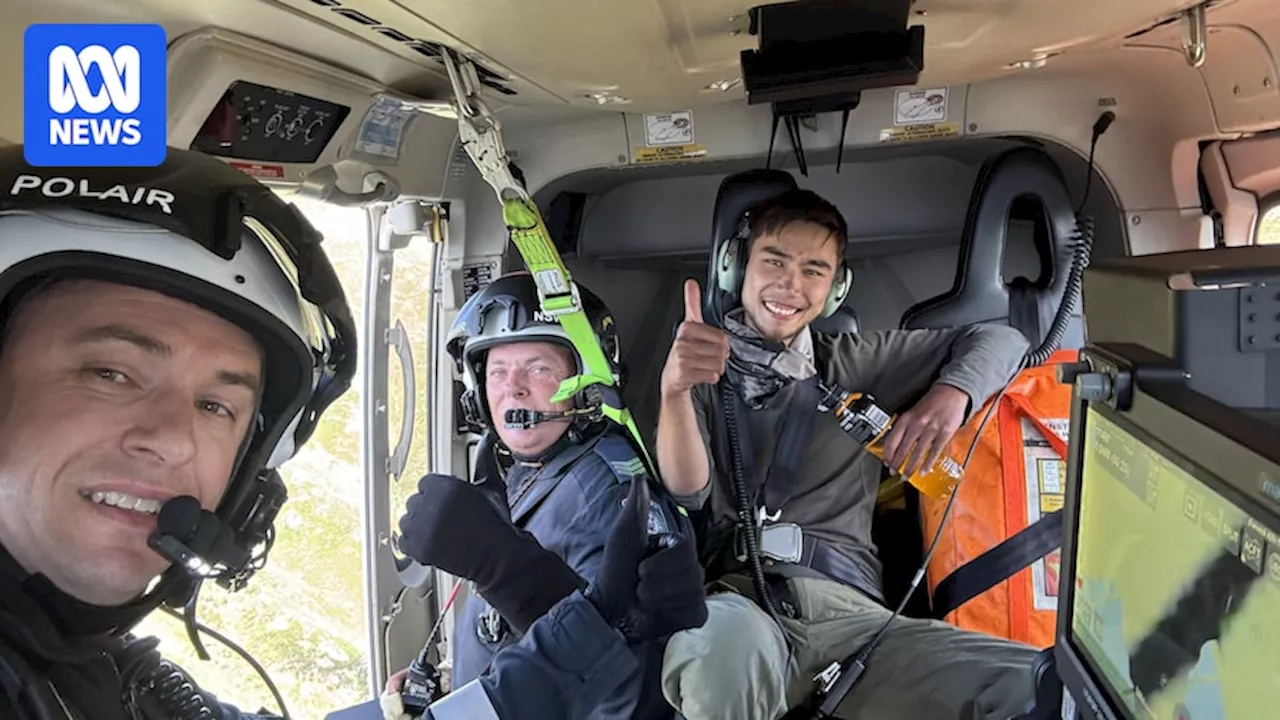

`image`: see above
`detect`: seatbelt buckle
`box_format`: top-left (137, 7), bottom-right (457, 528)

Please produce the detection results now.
top-left (759, 522), bottom-right (803, 564)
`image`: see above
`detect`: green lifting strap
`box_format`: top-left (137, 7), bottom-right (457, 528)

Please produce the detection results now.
top-left (500, 197), bottom-right (658, 477)
top-left (442, 48), bottom-right (665, 489)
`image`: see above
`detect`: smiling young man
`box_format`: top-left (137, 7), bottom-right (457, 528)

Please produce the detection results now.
top-left (655, 189), bottom-right (1041, 719)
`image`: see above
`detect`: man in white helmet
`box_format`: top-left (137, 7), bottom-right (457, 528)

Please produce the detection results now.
top-left (0, 146), bottom-right (356, 720)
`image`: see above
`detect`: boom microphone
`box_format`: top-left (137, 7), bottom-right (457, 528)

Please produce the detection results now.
top-left (503, 408), bottom-right (580, 429)
top-left (148, 495), bottom-right (251, 576)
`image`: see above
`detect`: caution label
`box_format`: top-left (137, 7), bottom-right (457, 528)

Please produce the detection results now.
top-left (643, 110), bottom-right (695, 146)
top-left (895, 87), bottom-right (949, 125)
top-left (632, 144), bottom-right (707, 164)
top-left (1023, 416), bottom-right (1069, 611)
top-left (878, 121), bottom-right (962, 143)
top-left (228, 162), bottom-right (286, 179)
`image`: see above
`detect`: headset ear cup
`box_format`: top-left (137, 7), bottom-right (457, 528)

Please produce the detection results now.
top-left (735, 237), bottom-right (751, 298)
top-left (461, 391), bottom-right (484, 433)
top-left (821, 265), bottom-right (854, 318)
top-left (715, 238), bottom-right (741, 296)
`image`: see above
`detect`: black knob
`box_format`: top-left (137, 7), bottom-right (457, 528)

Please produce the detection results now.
top-left (1057, 361), bottom-right (1091, 385)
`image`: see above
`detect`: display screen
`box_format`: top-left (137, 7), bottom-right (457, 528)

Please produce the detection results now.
top-left (1069, 406), bottom-right (1280, 719)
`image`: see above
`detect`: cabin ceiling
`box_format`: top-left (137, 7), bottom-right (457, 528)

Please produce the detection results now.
top-left (256, 0), bottom-right (1216, 113)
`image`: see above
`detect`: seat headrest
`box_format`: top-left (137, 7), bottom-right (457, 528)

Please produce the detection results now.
top-left (900, 146), bottom-right (1085, 351)
top-left (705, 168), bottom-right (798, 320)
top-left (811, 304), bottom-right (860, 335)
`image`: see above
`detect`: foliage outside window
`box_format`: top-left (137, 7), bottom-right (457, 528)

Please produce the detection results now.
top-left (1259, 203), bottom-right (1280, 245)
top-left (133, 195), bottom-right (374, 718)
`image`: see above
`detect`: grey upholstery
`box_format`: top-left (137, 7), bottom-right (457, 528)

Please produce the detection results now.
top-left (811, 305), bottom-right (860, 335)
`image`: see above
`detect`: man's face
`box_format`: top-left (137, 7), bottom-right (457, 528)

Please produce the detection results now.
top-left (740, 220), bottom-right (841, 344)
top-left (0, 280), bottom-right (262, 606)
top-left (484, 341), bottom-right (576, 457)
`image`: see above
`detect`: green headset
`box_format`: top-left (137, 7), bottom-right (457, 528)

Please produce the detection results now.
top-left (712, 213), bottom-right (854, 319)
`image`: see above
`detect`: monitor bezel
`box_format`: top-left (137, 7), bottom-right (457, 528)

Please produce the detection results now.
top-left (1055, 353), bottom-right (1280, 720)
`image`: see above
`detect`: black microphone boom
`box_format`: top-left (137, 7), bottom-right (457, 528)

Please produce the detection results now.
top-left (502, 408), bottom-right (579, 429)
top-left (149, 495), bottom-right (251, 577)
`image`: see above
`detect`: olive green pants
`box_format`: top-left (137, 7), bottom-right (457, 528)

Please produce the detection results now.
top-left (661, 576), bottom-right (1039, 720)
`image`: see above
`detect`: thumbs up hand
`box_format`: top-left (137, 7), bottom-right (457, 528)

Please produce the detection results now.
top-left (660, 279), bottom-right (731, 397)
top-left (683, 276), bottom-right (706, 325)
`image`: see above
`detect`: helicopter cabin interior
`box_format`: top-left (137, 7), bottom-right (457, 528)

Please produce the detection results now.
top-left (3, 0), bottom-right (1280, 712)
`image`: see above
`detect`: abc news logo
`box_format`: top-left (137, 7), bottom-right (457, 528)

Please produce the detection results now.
top-left (24, 24), bottom-right (167, 167)
top-left (48, 44), bottom-right (143, 147)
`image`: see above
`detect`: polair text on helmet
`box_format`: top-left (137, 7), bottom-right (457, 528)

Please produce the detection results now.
top-left (8, 173), bottom-right (175, 215)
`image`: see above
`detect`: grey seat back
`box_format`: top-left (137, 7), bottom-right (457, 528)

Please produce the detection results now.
top-left (899, 146), bottom-right (1085, 354)
top-left (811, 304), bottom-right (860, 335)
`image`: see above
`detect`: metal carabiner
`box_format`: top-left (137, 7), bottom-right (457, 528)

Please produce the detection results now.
top-left (441, 47), bottom-right (482, 120)
top-left (441, 49), bottom-right (528, 203)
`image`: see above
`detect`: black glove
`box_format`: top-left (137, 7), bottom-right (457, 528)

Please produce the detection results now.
top-left (398, 473), bottom-right (584, 633)
top-left (632, 537), bottom-right (708, 639)
top-left (586, 479), bottom-right (709, 641)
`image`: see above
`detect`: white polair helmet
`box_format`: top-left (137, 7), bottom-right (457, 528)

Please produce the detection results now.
top-left (0, 145), bottom-right (356, 591)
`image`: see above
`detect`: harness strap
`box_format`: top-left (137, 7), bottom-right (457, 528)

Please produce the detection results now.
top-left (931, 510), bottom-right (1064, 620)
top-left (930, 392), bottom-right (1068, 619)
top-left (505, 201), bottom-right (654, 474)
top-left (799, 536), bottom-right (886, 606)
top-left (726, 376), bottom-right (822, 517)
top-left (724, 376), bottom-right (887, 606)
top-left (0, 638), bottom-right (72, 720)
top-left (761, 377), bottom-right (823, 515)
top-left (1008, 277), bottom-right (1044, 348)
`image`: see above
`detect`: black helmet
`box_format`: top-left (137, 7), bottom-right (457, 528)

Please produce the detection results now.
top-left (0, 146), bottom-right (356, 594)
top-left (447, 272), bottom-right (622, 435)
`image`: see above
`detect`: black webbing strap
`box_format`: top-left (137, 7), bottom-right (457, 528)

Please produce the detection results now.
top-left (1007, 277), bottom-right (1044, 347)
top-left (725, 376), bottom-right (823, 512)
top-left (931, 509), bottom-right (1065, 619)
top-left (758, 376), bottom-right (823, 515)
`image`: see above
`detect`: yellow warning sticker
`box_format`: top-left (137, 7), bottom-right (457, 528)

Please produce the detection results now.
top-left (878, 121), bottom-right (962, 143)
top-left (632, 144), bottom-right (707, 164)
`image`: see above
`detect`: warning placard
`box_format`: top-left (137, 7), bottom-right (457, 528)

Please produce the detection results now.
top-left (895, 87), bottom-right (949, 125)
top-left (643, 111), bottom-right (695, 146)
top-left (462, 261), bottom-right (497, 301)
top-left (353, 96), bottom-right (417, 162)
top-left (1024, 416), bottom-right (1069, 611)
top-left (632, 144), bottom-right (707, 164)
top-left (228, 162), bottom-right (286, 179)
top-left (879, 122), bottom-right (962, 143)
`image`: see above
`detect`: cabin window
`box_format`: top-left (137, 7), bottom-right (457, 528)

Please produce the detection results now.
top-left (132, 194), bottom-right (372, 717)
top-left (1259, 201), bottom-right (1280, 245)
